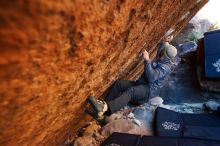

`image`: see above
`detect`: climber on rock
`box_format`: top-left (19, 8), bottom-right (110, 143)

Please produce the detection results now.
top-left (86, 39), bottom-right (177, 120)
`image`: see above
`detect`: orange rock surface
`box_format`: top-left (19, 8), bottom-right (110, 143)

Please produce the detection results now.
top-left (0, 0), bottom-right (208, 145)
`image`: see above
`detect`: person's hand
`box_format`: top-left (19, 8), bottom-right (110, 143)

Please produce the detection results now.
top-left (143, 50), bottom-right (150, 61)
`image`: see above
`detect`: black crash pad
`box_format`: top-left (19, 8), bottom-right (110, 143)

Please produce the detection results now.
top-left (155, 107), bottom-right (220, 141)
top-left (101, 132), bottom-right (220, 146)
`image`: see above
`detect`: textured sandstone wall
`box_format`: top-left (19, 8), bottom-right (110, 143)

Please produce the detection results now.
top-left (0, 0), bottom-right (208, 145)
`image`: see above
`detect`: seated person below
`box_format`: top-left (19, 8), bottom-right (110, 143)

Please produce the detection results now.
top-left (87, 35), bottom-right (177, 120)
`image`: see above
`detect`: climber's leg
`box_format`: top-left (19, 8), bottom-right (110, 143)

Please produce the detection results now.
top-left (106, 80), bottom-right (135, 101)
top-left (107, 85), bottom-right (149, 113)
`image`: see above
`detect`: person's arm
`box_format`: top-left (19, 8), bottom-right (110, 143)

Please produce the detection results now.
top-left (142, 50), bottom-right (170, 82)
top-left (144, 61), bottom-right (168, 82)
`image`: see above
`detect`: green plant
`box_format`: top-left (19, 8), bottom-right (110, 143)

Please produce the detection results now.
top-left (187, 31), bottom-right (199, 43)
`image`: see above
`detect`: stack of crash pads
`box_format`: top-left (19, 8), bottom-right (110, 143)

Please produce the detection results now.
top-left (204, 29), bottom-right (220, 78)
top-left (155, 107), bottom-right (220, 140)
top-left (101, 107), bottom-right (220, 146)
top-left (197, 38), bottom-right (220, 92)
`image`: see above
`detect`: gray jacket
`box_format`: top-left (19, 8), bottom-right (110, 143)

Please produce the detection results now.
top-left (136, 58), bottom-right (173, 98)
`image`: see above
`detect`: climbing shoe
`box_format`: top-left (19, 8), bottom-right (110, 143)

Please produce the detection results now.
top-left (86, 96), bottom-right (108, 120)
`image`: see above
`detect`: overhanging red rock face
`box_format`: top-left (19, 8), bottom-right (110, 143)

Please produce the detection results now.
top-left (0, 0), bottom-right (208, 145)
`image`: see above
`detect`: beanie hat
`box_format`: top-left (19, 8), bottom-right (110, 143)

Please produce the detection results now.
top-left (164, 42), bottom-right (177, 59)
